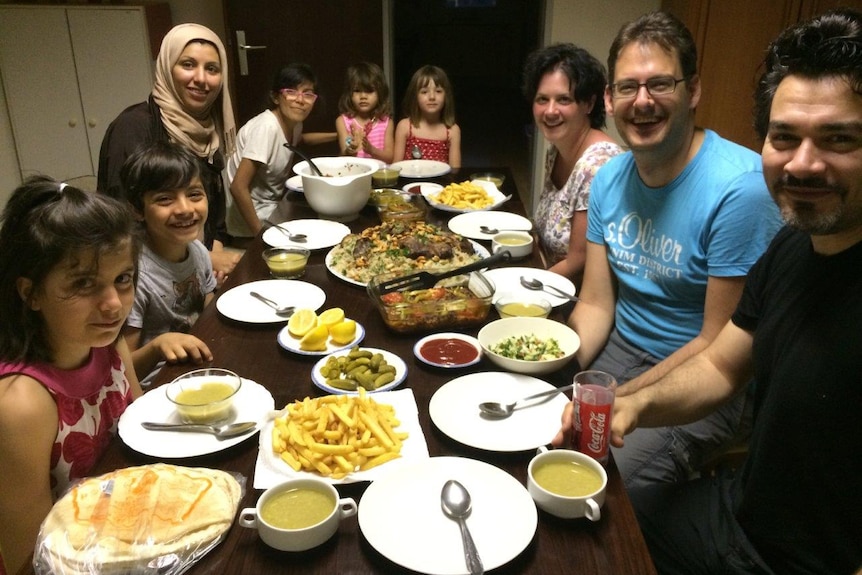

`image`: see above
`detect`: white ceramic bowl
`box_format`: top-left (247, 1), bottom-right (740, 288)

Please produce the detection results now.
top-left (477, 317), bottom-right (579, 375)
top-left (293, 157), bottom-right (381, 221)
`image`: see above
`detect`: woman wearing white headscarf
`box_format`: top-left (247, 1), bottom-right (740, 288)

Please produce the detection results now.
top-left (98, 23), bottom-right (240, 278)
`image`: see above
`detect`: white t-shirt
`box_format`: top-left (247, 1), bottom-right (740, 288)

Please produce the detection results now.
top-left (225, 109), bottom-right (302, 237)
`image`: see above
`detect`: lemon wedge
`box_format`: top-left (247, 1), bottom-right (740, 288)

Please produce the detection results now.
top-left (299, 324), bottom-right (329, 351)
top-left (288, 308), bottom-right (318, 337)
top-left (328, 319), bottom-right (357, 345)
top-left (318, 307), bottom-right (345, 328)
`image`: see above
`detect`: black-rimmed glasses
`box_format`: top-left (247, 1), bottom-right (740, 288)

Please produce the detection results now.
top-left (609, 76), bottom-right (688, 99)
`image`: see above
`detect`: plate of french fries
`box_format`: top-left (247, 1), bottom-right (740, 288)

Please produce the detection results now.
top-left (253, 388), bottom-right (429, 487)
top-left (421, 179), bottom-right (510, 213)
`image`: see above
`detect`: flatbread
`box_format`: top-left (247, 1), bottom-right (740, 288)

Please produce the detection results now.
top-left (35, 463), bottom-right (241, 575)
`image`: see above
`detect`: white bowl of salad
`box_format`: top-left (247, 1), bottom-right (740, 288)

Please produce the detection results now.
top-left (477, 317), bottom-right (580, 375)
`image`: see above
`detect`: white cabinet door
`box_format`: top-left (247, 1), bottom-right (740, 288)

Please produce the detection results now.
top-left (0, 7), bottom-right (93, 180)
top-left (68, 8), bottom-right (153, 172)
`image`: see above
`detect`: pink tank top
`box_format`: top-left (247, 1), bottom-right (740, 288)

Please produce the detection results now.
top-left (0, 346), bottom-right (132, 498)
top-left (342, 115), bottom-right (390, 159)
top-left (404, 124), bottom-right (450, 162)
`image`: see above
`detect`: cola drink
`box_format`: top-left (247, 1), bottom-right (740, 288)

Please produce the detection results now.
top-left (573, 371), bottom-right (617, 465)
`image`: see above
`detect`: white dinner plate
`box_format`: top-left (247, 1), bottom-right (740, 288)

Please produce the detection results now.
top-left (421, 179), bottom-right (510, 213)
top-left (390, 159), bottom-right (451, 178)
top-left (262, 219), bottom-right (350, 250)
top-left (324, 240), bottom-right (491, 288)
top-left (311, 347), bottom-right (407, 394)
top-left (285, 174), bottom-right (303, 193)
top-left (359, 456), bottom-right (537, 574)
top-left (429, 371), bottom-right (570, 451)
top-left (118, 379), bottom-right (274, 458)
top-left (253, 388), bottom-right (430, 488)
top-left (447, 211), bottom-right (533, 240)
top-left (216, 280), bottom-right (326, 323)
top-left (480, 267), bottom-right (576, 307)
top-left (413, 332), bottom-right (482, 369)
top-left (276, 321), bottom-right (366, 356)
top-left (401, 181), bottom-right (443, 196)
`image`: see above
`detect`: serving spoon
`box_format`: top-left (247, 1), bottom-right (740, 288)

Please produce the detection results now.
top-left (441, 480), bottom-right (483, 575)
top-left (262, 219), bottom-right (307, 243)
top-left (249, 291), bottom-right (295, 316)
top-left (520, 275), bottom-right (579, 302)
top-left (283, 142), bottom-right (323, 176)
top-left (479, 225), bottom-right (531, 235)
top-left (479, 383), bottom-right (576, 419)
top-left (141, 421), bottom-right (257, 440)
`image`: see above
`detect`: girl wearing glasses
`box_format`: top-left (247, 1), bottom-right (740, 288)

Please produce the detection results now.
top-left (225, 64), bottom-right (336, 241)
top-left (393, 65), bottom-right (461, 167)
top-left (337, 62), bottom-right (395, 163)
top-left (98, 23), bottom-right (240, 285)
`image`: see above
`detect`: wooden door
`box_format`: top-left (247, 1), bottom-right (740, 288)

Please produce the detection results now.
top-left (68, 8), bottom-right (154, 174)
top-left (222, 0), bottom-right (383, 154)
top-left (664, 0), bottom-right (862, 151)
top-left (0, 6), bottom-right (93, 180)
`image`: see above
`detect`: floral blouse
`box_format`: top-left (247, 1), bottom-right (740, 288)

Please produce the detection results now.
top-left (534, 142), bottom-right (623, 264)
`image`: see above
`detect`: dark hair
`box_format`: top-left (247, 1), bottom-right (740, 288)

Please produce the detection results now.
top-left (754, 8), bottom-right (862, 139)
top-left (401, 65), bottom-right (456, 127)
top-left (0, 176), bottom-right (140, 363)
top-left (607, 11), bottom-right (697, 84)
top-left (269, 63), bottom-right (317, 108)
top-left (119, 141), bottom-right (202, 212)
top-left (338, 61), bottom-right (392, 118)
top-left (522, 43), bottom-right (608, 129)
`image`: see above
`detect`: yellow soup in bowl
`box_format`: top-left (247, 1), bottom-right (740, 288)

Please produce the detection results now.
top-left (261, 487), bottom-right (335, 530)
top-left (532, 460), bottom-right (603, 497)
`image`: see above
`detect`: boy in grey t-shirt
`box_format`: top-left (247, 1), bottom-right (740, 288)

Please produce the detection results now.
top-left (120, 141), bottom-right (217, 382)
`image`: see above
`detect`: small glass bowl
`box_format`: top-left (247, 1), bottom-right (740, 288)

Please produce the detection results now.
top-left (165, 368), bottom-right (242, 424)
top-left (378, 195), bottom-right (425, 223)
top-left (494, 293), bottom-right (552, 319)
top-left (262, 247), bottom-right (310, 279)
top-left (469, 172), bottom-right (506, 188)
top-left (371, 166), bottom-right (402, 187)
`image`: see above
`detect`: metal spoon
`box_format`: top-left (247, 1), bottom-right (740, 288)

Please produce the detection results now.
top-left (262, 219), bottom-right (307, 243)
top-left (479, 225), bottom-right (531, 235)
top-left (479, 383), bottom-right (576, 419)
top-left (249, 291), bottom-right (295, 316)
top-left (441, 480), bottom-right (483, 575)
top-left (283, 142), bottom-right (324, 176)
top-left (411, 144), bottom-right (422, 159)
top-left (141, 421), bottom-right (257, 440)
top-left (520, 275), bottom-right (579, 302)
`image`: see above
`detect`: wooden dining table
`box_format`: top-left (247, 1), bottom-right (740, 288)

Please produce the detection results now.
top-left (22, 167), bottom-right (656, 575)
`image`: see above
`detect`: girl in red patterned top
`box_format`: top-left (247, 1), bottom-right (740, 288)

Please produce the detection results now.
top-left (394, 65), bottom-right (462, 167)
top-left (0, 177), bottom-right (143, 575)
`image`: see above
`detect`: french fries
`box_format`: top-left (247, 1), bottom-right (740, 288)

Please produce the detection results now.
top-left (271, 389), bottom-right (407, 479)
top-left (431, 180), bottom-right (494, 209)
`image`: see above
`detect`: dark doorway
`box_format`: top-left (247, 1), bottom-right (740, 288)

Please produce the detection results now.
top-left (393, 1), bottom-right (542, 189)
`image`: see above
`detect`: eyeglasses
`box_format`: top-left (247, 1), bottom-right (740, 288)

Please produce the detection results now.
top-left (280, 89), bottom-right (318, 103)
top-left (609, 76), bottom-right (688, 99)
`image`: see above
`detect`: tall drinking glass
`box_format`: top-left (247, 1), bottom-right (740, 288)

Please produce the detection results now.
top-left (573, 370), bottom-right (617, 465)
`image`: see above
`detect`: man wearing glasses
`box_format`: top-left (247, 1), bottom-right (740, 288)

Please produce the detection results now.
top-left (560, 11), bottom-right (781, 488)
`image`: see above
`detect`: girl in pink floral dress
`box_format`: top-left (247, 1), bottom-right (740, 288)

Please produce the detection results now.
top-left (393, 65), bottom-right (461, 167)
top-left (0, 177), bottom-right (143, 575)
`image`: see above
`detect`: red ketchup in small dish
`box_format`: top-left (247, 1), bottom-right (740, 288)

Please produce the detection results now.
top-left (419, 337), bottom-right (479, 367)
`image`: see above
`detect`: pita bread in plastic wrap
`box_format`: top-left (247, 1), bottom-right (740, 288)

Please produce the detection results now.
top-left (34, 463), bottom-right (243, 574)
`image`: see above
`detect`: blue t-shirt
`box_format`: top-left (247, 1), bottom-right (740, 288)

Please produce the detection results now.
top-left (586, 130), bottom-right (781, 359)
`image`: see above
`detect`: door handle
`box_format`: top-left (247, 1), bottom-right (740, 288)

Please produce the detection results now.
top-left (235, 30), bottom-right (267, 76)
